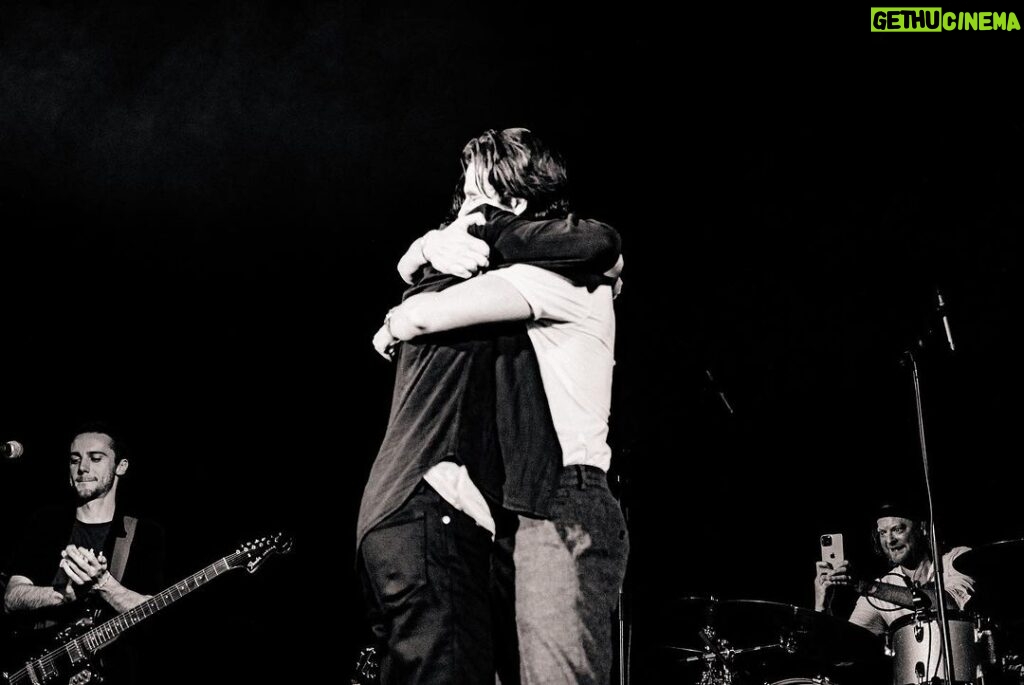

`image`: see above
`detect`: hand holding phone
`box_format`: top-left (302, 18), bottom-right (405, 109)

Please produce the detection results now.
top-left (820, 533), bottom-right (845, 570)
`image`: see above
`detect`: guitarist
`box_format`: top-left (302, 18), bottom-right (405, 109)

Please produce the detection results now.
top-left (2, 423), bottom-right (165, 684)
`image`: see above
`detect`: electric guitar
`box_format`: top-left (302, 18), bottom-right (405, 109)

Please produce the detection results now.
top-left (1, 532), bottom-right (294, 685)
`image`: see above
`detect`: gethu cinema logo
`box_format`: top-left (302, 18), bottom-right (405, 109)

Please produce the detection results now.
top-left (871, 8), bottom-right (1020, 31)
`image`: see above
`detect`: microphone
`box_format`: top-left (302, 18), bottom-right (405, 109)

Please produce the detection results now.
top-left (900, 573), bottom-right (932, 611)
top-left (2, 440), bottom-right (25, 460)
top-left (936, 289), bottom-right (955, 352)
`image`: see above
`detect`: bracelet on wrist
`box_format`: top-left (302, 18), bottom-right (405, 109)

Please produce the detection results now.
top-left (383, 307), bottom-right (398, 338)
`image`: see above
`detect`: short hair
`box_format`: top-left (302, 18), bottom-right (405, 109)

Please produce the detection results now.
top-left (70, 421), bottom-right (131, 465)
top-left (448, 127), bottom-right (571, 221)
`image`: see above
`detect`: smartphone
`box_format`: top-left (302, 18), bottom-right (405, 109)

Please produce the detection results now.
top-left (820, 533), bottom-right (845, 569)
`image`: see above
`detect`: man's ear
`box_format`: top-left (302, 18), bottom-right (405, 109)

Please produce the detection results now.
top-left (115, 459), bottom-right (129, 477)
top-left (509, 197), bottom-right (528, 216)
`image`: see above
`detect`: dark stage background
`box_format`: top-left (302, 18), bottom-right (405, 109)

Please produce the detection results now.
top-left (1, 4), bottom-right (1020, 683)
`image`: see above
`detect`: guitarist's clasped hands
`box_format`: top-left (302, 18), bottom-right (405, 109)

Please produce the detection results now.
top-left (59, 546), bottom-right (110, 602)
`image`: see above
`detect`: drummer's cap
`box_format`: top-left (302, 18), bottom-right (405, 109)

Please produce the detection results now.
top-left (874, 498), bottom-right (928, 524)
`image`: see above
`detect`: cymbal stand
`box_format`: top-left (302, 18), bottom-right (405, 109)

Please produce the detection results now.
top-left (680, 626), bottom-right (784, 685)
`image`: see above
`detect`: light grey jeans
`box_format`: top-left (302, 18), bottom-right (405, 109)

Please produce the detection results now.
top-left (513, 465), bottom-right (630, 685)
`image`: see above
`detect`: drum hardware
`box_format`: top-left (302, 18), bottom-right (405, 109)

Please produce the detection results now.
top-left (673, 625), bottom-right (786, 685)
top-left (1004, 654), bottom-right (1023, 680)
top-left (983, 635), bottom-right (1024, 684)
top-left (976, 616), bottom-right (999, 669)
top-left (661, 597), bottom-right (886, 684)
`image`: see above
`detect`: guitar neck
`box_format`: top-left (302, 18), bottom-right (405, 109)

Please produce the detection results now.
top-left (76, 551), bottom-right (243, 652)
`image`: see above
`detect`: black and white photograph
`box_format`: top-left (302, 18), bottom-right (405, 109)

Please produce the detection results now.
top-left (2, 4), bottom-right (1021, 684)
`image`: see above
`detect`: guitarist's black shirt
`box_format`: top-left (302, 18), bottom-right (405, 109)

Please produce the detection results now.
top-left (52, 520), bottom-right (111, 587)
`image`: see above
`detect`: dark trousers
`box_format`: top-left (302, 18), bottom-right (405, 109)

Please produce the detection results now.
top-left (491, 509), bottom-right (521, 685)
top-left (359, 482), bottom-right (494, 685)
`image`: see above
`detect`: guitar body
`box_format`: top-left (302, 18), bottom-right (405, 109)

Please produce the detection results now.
top-left (2, 613), bottom-right (103, 685)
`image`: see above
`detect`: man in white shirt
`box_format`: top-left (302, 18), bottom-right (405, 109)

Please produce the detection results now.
top-left (814, 501), bottom-right (975, 636)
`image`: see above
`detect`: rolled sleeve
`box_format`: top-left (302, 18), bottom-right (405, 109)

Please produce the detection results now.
top-left (489, 264), bottom-right (591, 323)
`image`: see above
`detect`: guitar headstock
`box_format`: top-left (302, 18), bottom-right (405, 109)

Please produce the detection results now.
top-left (352, 645), bottom-right (380, 685)
top-left (229, 532), bottom-right (295, 574)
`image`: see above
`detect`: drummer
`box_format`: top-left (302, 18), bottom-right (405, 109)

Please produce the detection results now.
top-left (813, 499), bottom-right (976, 636)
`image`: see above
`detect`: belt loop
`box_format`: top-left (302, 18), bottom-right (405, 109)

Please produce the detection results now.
top-left (576, 465), bottom-right (587, 490)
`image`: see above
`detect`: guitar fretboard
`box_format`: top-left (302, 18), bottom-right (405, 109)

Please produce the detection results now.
top-left (74, 552), bottom-right (242, 653)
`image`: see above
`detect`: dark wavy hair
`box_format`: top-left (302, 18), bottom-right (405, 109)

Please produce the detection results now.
top-left (70, 420), bottom-right (131, 466)
top-left (447, 127), bottom-right (571, 221)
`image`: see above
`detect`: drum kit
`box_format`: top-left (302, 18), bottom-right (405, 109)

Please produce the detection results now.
top-left (661, 539), bottom-right (1024, 685)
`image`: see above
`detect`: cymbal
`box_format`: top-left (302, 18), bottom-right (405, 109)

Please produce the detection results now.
top-left (953, 539), bottom-right (1024, 618)
top-left (661, 596), bottom-right (883, 667)
top-left (952, 538), bottom-right (1024, 578)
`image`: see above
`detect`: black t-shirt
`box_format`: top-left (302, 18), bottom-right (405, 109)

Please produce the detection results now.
top-left (355, 270), bottom-right (514, 547)
top-left (51, 520), bottom-right (112, 587)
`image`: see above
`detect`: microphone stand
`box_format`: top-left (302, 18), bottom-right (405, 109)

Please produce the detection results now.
top-left (905, 347), bottom-right (955, 685)
top-left (615, 468), bottom-right (631, 685)
top-left (704, 369), bottom-right (735, 416)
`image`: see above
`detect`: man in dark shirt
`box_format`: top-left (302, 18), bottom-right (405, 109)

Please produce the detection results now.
top-left (3, 424), bottom-right (165, 685)
top-left (358, 128), bottom-right (620, 684)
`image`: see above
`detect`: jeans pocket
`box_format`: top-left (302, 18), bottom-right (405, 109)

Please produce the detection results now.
top-left (361, 513), bottom-right (428, 605)
top-left (596, 489), bottom-right (630, 565)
